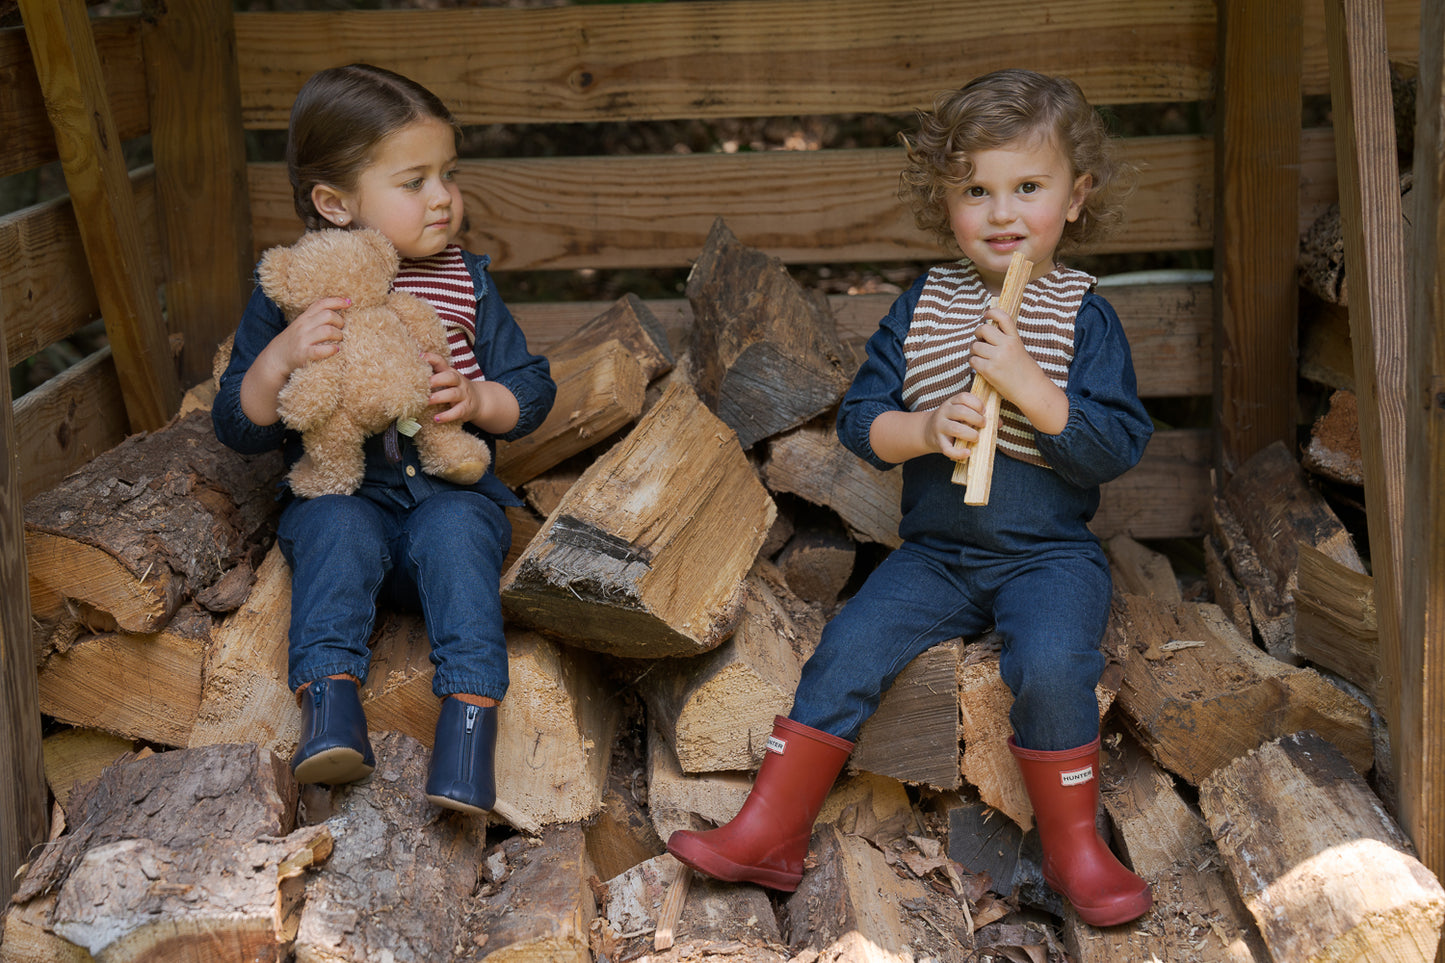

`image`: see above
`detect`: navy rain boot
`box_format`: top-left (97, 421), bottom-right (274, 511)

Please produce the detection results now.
top-left (291, 677), bottom-right (376, 786)
top-left (425, 697), bottom-right (498, 815)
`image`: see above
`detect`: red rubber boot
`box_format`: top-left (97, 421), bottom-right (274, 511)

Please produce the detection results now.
top-left (1010, 736), bottom-right (1152, 926)
top-left (666, 716), bottom-right (853, 891)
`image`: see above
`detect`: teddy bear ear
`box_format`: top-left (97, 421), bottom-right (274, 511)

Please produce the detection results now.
top-left (257, 246), bottom-right (291, 303)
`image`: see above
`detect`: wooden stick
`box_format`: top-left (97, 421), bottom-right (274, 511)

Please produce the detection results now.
top-left (654, 864), bottom-right (691, 950)
top-left (950, 252), bottom-right (1034, 504)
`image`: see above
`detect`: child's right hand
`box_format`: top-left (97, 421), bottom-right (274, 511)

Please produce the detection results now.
top-left (925, 390), bottom-right (985, 461)
top-left (238, 296), bottom-right (350, 426)
top-left (273, 297), bottom-right (351, 374)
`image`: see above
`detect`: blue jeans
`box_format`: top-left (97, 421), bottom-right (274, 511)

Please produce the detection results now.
top-left (789, 540), bottom-right (1110, 751)
top-left (276, 487), bottom-right (512, 701)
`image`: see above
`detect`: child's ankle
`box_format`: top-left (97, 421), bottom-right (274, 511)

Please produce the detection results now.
top-left (448, 693), bottom-right (498, 708)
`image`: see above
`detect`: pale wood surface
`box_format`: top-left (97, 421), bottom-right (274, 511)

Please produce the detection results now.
top-left (956, 252), bottom-right (1032, 498)
top-left (1294, 543), bottom-right (1380, 702)
top-left (1211, 0), bottom-right (1303, 474)
top-left (1200, 732), bottom-right (1445, 963)
top-left (16, 0), bottom-right (180, 431)
top-left (850, 640), bottom-right (962, 790)
top-left (461, 824), bottom-right (595, 963)
top-left (501, 381), bottom-right (775, 658)
top-left (12, 348), bottom-right (130, 503)
top-left (1401, 0), bottom-right (1445, 888)
top-left (41, 728), bottom-right (135, 815)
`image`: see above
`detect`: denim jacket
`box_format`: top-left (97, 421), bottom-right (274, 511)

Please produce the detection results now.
top-left (837, 270), bottom-right (1153, 554)
top-left (213, 249), bottom-right (555, 509)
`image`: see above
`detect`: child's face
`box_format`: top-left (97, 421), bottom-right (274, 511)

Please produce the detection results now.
top-left (944, 132), bottom-right (1090, 291)
top-left (322, 116), bottom-right (464, 259)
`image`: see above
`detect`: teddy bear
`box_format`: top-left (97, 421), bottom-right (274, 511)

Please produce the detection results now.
top-left (257, 227), bottom-right (492, 498)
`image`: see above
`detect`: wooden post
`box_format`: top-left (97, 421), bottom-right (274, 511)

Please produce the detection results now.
top-left (141, 0), bottom-right (257, 388)
top-left (17, 0), bottom-right (181, 431)
top-left (1212, 0), bottom-right (1302, 478)
top-left (1402, 0), bottom-right (1445, 916)
top-left (1323, 0), bottom-right (1411, 832)
top-left (0, 304), bottom-right (48, 901)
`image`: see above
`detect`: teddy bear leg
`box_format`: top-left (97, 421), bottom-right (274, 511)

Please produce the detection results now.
top-left (290, 421), bottom-right (369, 497)
top-left (413, 420), bottom-right (491, 486)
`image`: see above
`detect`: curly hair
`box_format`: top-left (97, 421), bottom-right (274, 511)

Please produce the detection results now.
top-left (287, 64), bottom-right (460, 231)
top-left (898, 69), bottom-right (1134, 255)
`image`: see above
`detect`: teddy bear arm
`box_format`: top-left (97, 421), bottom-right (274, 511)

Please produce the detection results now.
top-left (412, 419), bottom-right (492, 487)
top-left (276, 360), bottom-right (343, 433)
top-left (390, 292), bottom-right (451, 357)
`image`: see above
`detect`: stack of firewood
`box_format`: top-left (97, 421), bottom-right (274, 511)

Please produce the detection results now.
top-left (7, 219), bottom-right (1443, 963)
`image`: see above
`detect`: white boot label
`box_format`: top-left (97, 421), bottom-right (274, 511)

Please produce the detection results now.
top-left (1060, 765), bottom-right (1093, 786)
top-left (766, 735), bottom-right (787, 755)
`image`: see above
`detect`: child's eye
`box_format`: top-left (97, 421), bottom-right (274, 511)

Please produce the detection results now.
top-left (1019, 182), bottom-right (1040, 195)
top-left (403, 178), bottom-right (424, 190)
top-left (442, 168), bottom-right (457, 182)
top-left (965, 185), bottom-right (987, 198)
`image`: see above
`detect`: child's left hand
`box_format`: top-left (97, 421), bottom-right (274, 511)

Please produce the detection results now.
top-left (968, 305), bottom-right (1049, 403)
top-left (422, 351), bottom-right (522, 435)
top-left (968, 306), bottom-right (1069, 435)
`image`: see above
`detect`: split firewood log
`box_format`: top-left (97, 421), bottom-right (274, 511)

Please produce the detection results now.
top-left (38, 602), bottom-right (212, 748)
top-left (1199, 731), bottom-right (1445, 962)
top-left (850, 639), bottom-right (962, 790)
top-left (935, 789), bottom-right (1060, 916)
top-left (41, 727), bottom-right (136, 816)
top-left (1204, 532), bottom-right (1255, 640)
top-left (493, 338), bottom-right (645, 488)
top-left (637, 574), bottom-right (805, 774)
top-left (545, 292), bottom-right (675, 384)
top-left (25, 408), bottom-right (282, 636)
top-left (779, 825), bottom-right (972, 958)
top-left (292, 731), bottom-right (485, 962)
top-left (686, 217), bottom-right (852, 449)
top-left (501, 380), bottom-right (776, 658)
top-left (1104, 533), bottom-right (1182, 604)
top-left (461, 823), bottom-right (596, 962)
top-left (1294, 542), bottom-right (1379, 702)
top-left (1113, 592), bottom-right (1373, 785)
top-left (763, 420), bottom-right (903, 548)
top-left (10, 743), bottom-right (330, 963)
top-left (1217, 440), bottom-right (1366, 662)
top-left (1301, 388), bottom-right (1364, 486)
top-left (1063, 727), bottom-right (1268, 962)
top-left (775, 524), bottom-right (856, 604)
top-left (583, 720), bottom-right (666, 883)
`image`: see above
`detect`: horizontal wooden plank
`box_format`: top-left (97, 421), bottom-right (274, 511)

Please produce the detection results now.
top-left (1094, 427), bottom-right (1212, 540)
top-left (512, 280), bottom-right (1211, 400)
top-left (0, 16), bottom-right (149, 179)
top-left (234, 0), bottom-right (1217, 129)
top-left (12, 347), bottom-right (129, 503)
top-left (251, 129), bottom-right (1335, 272)
top-left (1, 166), bottom-right (161, 365)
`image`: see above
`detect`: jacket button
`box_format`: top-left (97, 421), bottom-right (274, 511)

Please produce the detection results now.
top-left (406, 466), bottom-right (416, 477)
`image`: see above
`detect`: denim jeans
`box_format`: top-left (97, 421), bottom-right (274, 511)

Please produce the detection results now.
top-left (276, 486), bottom-right (512, 700)
top-left (789, 538), bottom-right (1110, 751)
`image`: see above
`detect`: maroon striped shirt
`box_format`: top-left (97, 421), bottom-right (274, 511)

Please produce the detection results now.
top-left (393, 246), bottom-right (483, 381)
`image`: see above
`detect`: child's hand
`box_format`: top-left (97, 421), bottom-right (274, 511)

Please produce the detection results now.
top-left (422, 352), bottom-right (522, 435)
top-left (276, 297), bottom-right (350, 373)
top-left (926, 391), bottom-right (985, 461)
top-left (968, 305), bottom-right (1069, 435)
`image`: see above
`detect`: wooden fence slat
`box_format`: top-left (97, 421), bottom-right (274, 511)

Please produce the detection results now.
top-left (12, 347), bottom-right (129, 503)
top-left (1212, 0), bottom-right (1304, 477)
top-left (0, 16), bottom-right (148, 180)
top-left (0, 286), bottom-right (48, 903)
top-left (1402, 0), bottom-right (1445, 899)
top-left (141, 0), bottom-right (255, 387)
top-left (0, 168), bottom-right (160, 367)
top-left (234, 0), bottom-right (1218, 128)
top-left (17, 0), bottom-right (179, 432)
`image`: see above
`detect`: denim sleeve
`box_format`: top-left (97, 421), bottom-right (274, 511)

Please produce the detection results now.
top-left (467, 257), bottom-right (556, 442)
top-left (212, 281), bottom-right (291, 455)
top-left (1035, 293), bottom-right (1154, 489)
top-left (835, 274), bottom-right (929, 471)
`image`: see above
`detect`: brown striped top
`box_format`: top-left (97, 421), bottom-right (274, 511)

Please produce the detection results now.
top-left (393, 245), bottom-right (484, 381)
top-left (901, 261), bottom-right (1094, 468)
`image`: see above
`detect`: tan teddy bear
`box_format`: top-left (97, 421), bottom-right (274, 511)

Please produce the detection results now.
top-left (257, 228), bottom-right (492, 498)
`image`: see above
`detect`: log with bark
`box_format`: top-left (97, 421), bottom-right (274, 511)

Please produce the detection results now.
top-left (461, 823), bottom-right (596, 962)
top-left (8, 743), bottom-right (331, 963)
top-left (501, 380), bottom-right (776, 658)
top-left (763, 420), bottom-right (903, 549)
top-left (1199, 731), bottom-right (1445, 962)
top-left (686, 218), bottom-right (853, 449)
top-left (25, 408), bottom-right (281, 639)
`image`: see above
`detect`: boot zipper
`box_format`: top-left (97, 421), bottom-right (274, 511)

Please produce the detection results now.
top-left (462, 704), bottom-right (479, 778)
